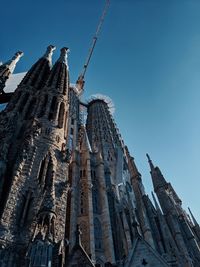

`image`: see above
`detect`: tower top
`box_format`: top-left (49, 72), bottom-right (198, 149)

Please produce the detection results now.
top-left (43, 45), bottom-right (56, 65)
top-left (2, 50), bottom-right (23, 73)
top-left (146, 153), bottom-right (155, 172)
top-left (57, 47), bottom-right (70, 67)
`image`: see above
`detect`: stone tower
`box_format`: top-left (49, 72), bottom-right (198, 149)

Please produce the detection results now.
top-left (0, 47), bottom-right (199, 267)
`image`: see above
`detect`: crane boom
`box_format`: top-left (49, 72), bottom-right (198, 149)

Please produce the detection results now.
top-left (76, 0), bottom-right (110, 92)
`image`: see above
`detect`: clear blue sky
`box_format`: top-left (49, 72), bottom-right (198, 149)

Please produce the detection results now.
top-left (1, 0), bottom-right (200, 222)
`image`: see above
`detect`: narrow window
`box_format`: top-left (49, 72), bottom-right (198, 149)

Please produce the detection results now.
top-left (94, 218), bottom-right (103, 250)
top-left (38, 94), bottom-right (48, 118)
top-left (19, 190), bottom-right (33, 227)
top-left (58, 102), bottom-right (65, 128)
top-left (38, 157), bottom-right (46, 184)
top-left (63, 68), bottom-right (68, 95)
top-left (44, 158), bottom-right (54, 191)
top-left (48, 96), bottom-right (57, 121)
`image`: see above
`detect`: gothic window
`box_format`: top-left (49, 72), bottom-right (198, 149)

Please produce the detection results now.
top-left (24, 97), bottom-right (36, 119)
top-left (63, 67), bottom-right (68, 95)
top-left (37, 155), bottom-right (49, 184)
top-left (92, 187), bottom-right (100, 214)
top-left (18, 92), bottom-right (29, 113)
top-left (64, 111), bottom-right (68, 139)
top-left (19, 190), bottom-right (33, 227)
top-left (38, 94), bottom-right (48, 118)
top-left (44, 157), bottom-right (54, 191)
top-left (94, 218), bottom-right (103, 250)
top-left (48, 96), bottom-right (57, 121)
top-left (58, 102), bottom-right (65, 128)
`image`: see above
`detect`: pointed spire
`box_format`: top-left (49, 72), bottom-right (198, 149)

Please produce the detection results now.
top-left (21, 45), bottom-right (56, 89)
top-left (43, 45), bottom-right (56, 67)
top-left (146, 154), bottom-right (167, 192)
top-left (146, 153), bottom-right (156, 173)
top-left (57, 47), bottom-right (70, 67)
top-left (3, 51), bottom-right (24, 73)
top-left (0, 51), bottom-right (23, 93)
top-left (46, 47), bottom-right (70, 94)
top-left (79, 126), bottom-right (92, 153)
top-left (188, 207), bottom-right (199, 227)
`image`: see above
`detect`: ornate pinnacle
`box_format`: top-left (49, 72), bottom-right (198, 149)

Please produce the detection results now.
top-left (43, 45), bottom-right (56, 65)
top-left (58, 47), bottom-right (70, 67)
top-left (5, 51), bottom-right (24, 73)
top-left (146, 153), bottom-right (155, 171)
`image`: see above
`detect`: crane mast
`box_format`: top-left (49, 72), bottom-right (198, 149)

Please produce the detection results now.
top-left (76, 0), bottom-right (110, 93)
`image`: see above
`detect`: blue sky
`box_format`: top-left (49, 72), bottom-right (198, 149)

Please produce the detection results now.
top-left (1, 0), bottom-right (200, 222)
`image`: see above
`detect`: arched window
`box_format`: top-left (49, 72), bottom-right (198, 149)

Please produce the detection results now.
top-left (92, 183), bottom-right (101, 214)
top-left (48, 96), bottom-right (57, 121)
top-left (58, 102), bottom-right (65, 128)
top-left (38, 94), bottom-right (48, 118)
top-left (63, 68), bottom-right (68, 95)
top-left (44, 157), bottom-right (54, 191)
top-left (94, 218), bottom-right (103, 250)
top-left (19, 190), bottom-right (33, 227)
top-left (37, 156), bottom-right (48, 184)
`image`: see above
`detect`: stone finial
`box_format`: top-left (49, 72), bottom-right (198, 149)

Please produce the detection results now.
top-left (4, 51), bottom-right (24, 73)
top-left (146, 153), bottom-right (155, 172)
top-left (13, 51), bottom-right (24, 60)
top-left (43, 45), bottom-right (56, 65)
top-left (58, 47), bottom-right (70, 67)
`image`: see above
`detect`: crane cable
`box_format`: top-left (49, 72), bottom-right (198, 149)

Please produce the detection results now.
top-left (77, 0), bottom-right (110, 91)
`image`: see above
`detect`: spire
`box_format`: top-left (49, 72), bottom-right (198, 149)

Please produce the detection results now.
top-left (79, 126), bottom-right (92, 153)
top-left (146, 154), bottom-right (167, 192)
top-left (43, 45), bottom-right (56, 66)
top-left (0, 51), bottom-right (23, 93)
top-left (46, 47), bottom-right (70, 94)
top-left (2, 51), bottom-right (24, 73)
top-left (57, 47), bottom-right (69, 67)
top-left (146, 153), bottom-right (155, 172)
top-left (20, 45), bottom-right (56, 89)
top-left (188, 207), bottom-right (199, 227)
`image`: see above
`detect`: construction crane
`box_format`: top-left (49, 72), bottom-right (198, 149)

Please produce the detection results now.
top-left (76, 0), bottom-right (110, 93)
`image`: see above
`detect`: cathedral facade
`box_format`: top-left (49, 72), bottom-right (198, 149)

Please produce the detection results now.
top-left (0, 46), bottom-right (200, 267)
